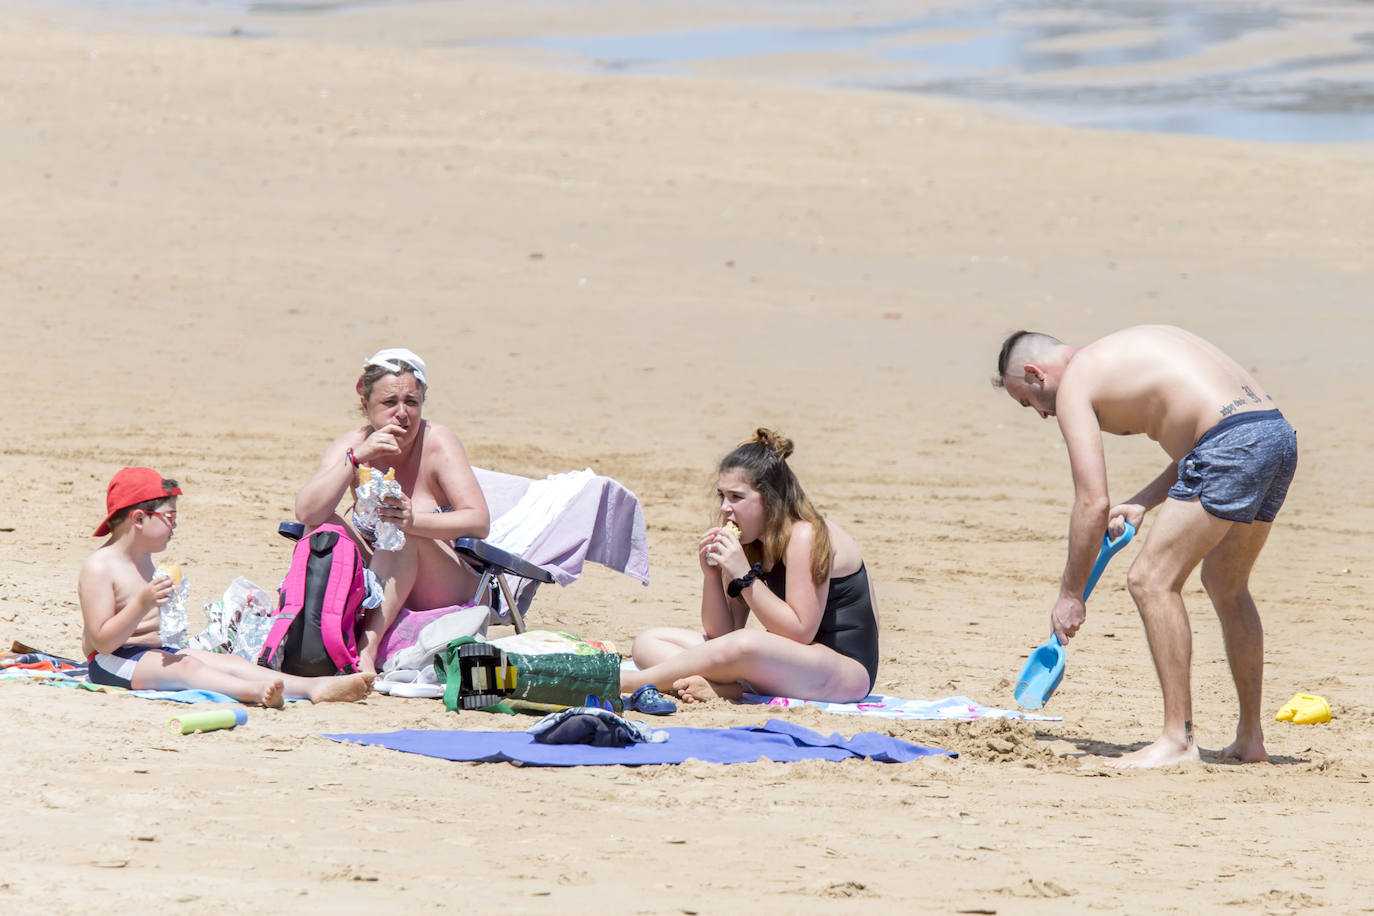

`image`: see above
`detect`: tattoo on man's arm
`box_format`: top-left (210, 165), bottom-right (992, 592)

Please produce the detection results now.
top-left (1243, 385), bottom-right (1261, 404)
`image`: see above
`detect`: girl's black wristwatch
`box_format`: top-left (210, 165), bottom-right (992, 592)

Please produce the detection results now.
top-left (727, 562), bottom-right (764, 598)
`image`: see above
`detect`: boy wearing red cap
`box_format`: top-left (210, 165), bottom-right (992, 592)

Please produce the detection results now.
top-left (78, 468), bottom-right (372, 705)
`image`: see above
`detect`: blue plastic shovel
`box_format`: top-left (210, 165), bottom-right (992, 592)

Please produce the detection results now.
top-left (1013, 521), bottom-right (1136, 710)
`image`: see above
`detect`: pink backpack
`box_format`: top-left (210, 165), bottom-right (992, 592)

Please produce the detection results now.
top-left (257, 524), bottom-right (367, 677)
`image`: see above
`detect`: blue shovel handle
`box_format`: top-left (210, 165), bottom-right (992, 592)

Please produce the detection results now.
top-left (1016, 520), bottom-right (1137, 709)
top-left (1081, 520), bottom-right (1136, 603)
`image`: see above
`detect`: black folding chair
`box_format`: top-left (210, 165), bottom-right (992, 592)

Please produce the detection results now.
top-left (450, 537), bottom-right (554, 634)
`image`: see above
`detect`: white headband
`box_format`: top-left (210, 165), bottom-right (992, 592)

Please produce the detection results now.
top-left (364, 348), bottom-right (427, 388)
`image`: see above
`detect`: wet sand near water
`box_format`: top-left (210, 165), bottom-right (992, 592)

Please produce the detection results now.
top-left (2, 1), bottom-right (1374, 912)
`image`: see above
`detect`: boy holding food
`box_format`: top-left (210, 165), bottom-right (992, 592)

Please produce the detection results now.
top-left (79, 467), bottom-right (371, 705)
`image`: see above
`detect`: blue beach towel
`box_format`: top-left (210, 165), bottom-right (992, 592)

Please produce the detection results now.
top-left (323, 718), bottom-right (953, 766)
top-left (131, 687), bottom-right (239, 703)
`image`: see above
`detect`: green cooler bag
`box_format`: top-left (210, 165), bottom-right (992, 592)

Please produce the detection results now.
top-left (434, 637), bottom-right (622, 713)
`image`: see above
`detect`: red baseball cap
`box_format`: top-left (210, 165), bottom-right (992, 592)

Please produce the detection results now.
top-left (93, 467), bottom-right (183, 536)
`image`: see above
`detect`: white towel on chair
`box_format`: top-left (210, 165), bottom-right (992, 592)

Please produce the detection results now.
top-left (471, 467), bottom-right (651, 618)
top-left (485, 468), bottom-right (595, 556)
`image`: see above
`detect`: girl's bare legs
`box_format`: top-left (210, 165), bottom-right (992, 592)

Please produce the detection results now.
top-left (621, 629), bottom-right (869, 704)
top-left (630, 629), bottom-right (750, 701)
top-left (630, 627), bottom-right (706, 669)
top-left (672, 675), bottom-right (745, 703)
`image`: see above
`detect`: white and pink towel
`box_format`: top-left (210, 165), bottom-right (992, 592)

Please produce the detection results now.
top-left (741, 693), bottom-right (1061, 721)
top-left (472, 467), bottom-right (650, 618)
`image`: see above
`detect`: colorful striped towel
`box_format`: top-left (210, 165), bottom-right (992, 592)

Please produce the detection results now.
top-left (2, 649), bottom-right (237, 704)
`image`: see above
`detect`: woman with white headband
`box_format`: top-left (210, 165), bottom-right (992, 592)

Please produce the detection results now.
top-left (295, 348), bottom-right (490, 676)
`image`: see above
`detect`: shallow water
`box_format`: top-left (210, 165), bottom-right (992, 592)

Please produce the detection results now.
top-left (481, 0), bottom-right (1374, 144)
top-left (29, 0), bottom-right (1374, 144)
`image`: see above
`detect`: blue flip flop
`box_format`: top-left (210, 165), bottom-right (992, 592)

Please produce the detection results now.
top-left (1014, 522), bottom-right (1135, 710)
top-left (627, 684), bottom-right (677, 716)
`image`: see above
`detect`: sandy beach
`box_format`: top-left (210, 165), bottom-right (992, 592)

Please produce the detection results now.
top-left (3, 1), bottom-right (1373, 911)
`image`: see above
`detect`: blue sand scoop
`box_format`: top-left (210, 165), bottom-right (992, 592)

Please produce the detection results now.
top-left (1014, 522), bottom-right (1136, 710)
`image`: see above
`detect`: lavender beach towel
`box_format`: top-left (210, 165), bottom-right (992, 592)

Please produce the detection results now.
top-left (324, 718), bottom-right (953, 766)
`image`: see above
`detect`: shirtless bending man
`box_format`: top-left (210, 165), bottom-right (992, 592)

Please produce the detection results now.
top-left (995, 325), bottom-right (1297, 769)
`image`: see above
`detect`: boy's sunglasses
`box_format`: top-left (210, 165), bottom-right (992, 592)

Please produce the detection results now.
top-left (147, 510), bottom-right (177, 526)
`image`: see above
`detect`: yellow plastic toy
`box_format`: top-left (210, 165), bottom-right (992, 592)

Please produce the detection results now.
top-left (1275, 693), bottom-right (1331, 724)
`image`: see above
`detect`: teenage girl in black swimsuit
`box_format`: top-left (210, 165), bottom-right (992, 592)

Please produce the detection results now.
top-left (624, 429), bottom-right (880, 704)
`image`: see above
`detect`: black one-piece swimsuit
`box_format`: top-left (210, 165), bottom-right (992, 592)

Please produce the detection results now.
top-left (761, 562), bottom-right (880, 693)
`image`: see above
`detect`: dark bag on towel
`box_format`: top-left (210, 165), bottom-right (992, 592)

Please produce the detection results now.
top-left (531, 711), bottom-right (639, 747)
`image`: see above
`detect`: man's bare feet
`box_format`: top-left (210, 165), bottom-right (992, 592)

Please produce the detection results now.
top-left (308, 672), bottom-right (373, 703)
top-left (672, 675), bottom-right (742, 703)
top-left (1104, 735), bottom-right (1201, 770)
top-left (259, 679), bottom-right (286, 709)
top-left (1219, 734), bottom-right (1268, 764)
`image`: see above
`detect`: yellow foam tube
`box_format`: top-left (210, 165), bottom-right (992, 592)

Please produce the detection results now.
top-left (168, 708), bottom-right (248, 734)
